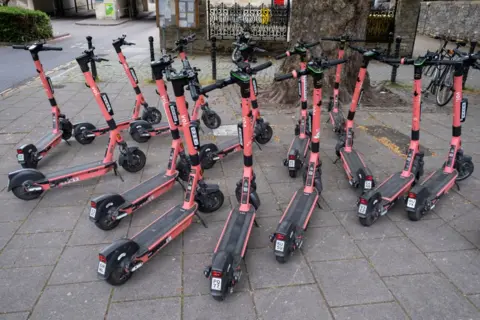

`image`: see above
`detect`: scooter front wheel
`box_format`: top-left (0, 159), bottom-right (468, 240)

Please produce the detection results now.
top-left (142, 107), bottom-right (162, 124)
top-left (198, 190), bottom-right (225, 213)
top-left (12, 185), bottom-right (43, 201)
top-left (202, 112), bottom-right (221, 129)
top-left (130, 130), bottom-right (151, 143)
top-left (199, 144), bottom-right (218, 169)
top-left (408, 207), bottom-right (424, 221)
top-left (121, 149), bottom-right (146, 173)
top-left (255, 125), bottom-right (273, 145)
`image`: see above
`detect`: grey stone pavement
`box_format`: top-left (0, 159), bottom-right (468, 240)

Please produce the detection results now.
top-left (0, 36), bottom-right (480, 320)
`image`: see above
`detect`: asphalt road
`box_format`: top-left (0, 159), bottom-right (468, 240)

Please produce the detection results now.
top-left (0, 18), bottom-right (159, 93)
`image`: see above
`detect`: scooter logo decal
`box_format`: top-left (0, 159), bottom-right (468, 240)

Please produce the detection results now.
top-left (252, 78), bottom-right (258, 96)
top-left (404, 149), bottom-right (413, 172)
top-left (302, 75), bottom-right (307, 99)
top-left (167, 148), bottom-right (175, 170)
top-left (169, 104), bottom-right (179, 125)
top-left (101, 93), bottom-right (114, 116)
top-left (297, 79), bottom-right (302, 97)
top-left (52, 113), bottom-right (56, 129)
top-left (129, 67), bottom-right (138, 84)
top-left (237, 123), bottom-right (244, 147)
top-left (460, 98), bottom-right (468, 123)
top-left (46, 76), bottom-right (54, 94)
top-left (446, 145), bottom-right (456, 168)
top-left (56, 176), bottom-right (80, 187)
top-left (190, 126), bottom-right (200, 149)
top-left (358, 89), bottom-right (364, 108)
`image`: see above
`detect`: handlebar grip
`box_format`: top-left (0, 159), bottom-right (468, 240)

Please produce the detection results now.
top-left (323, 58), bottom-right (348, 67)
top-left (275, 52), bottom-right (288, 60)
top-left (305, 41), bottom-right (320, 49)
top-left (188, 81), bottom-right (200, 101)
top-left (349, 39), bottom-right (366, 42)
top-left (349, 45), bottom-right (366, 53)
top-left (274, 73), bottom-right (294, 81)
top-left (201, 83), bottom-right (219, 94)
top-left (251, 61), bottom-right (272, 73)
top-left (321, 37), bottom-right (339, 41)
top-left (12, 45), bottom-right (26, 50)
top-left (44, 46), bottom-right (63, 51)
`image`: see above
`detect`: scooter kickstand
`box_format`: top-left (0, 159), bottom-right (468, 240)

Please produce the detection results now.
top-left (195, 212), bottom-right (208, 228)
top-left (455, 181), bottom-right (460, 191)
top-left (316, 200), bottom-right (322, 209)
top-left (114, 167), bottom-right (124, 182)
top-left (333, 157), bottom-right (340, 164)
top-left (254, 219), bottom-right (259, 227)
top-left (176, 178), bottom-right (186, 191)
top-left (254, 140), bottom-right (262, 151)
top-left (65, 140), bottom-right (71, 146)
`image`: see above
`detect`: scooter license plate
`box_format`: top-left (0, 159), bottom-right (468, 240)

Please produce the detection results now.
top-left (275, 240), bottom-right (285, 252)
top-left (364, 181), bottom-right (372, 190)
top-left (288, 160), bottom-right (295, 168)
top-left (89, 207), bottom-right (97, 218)
top-left (211, 277), bottom-right (222, 291)
top-left (17, 154), bottom-right (24, 162)
top-left (97, 261), bottom-right (106, 275)
top-left (407, 198), bottom-right (416, 209)
top-left (358, 204), bottom-right (367, 214)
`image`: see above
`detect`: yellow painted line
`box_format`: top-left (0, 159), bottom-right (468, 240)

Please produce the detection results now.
top-left (374, 136), bottom-right (407, 159)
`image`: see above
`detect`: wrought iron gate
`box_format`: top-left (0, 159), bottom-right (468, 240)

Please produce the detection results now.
top-left (207, 1), bottom-right (290, 41)
top-left (366, 8), bottom-right (396, 43)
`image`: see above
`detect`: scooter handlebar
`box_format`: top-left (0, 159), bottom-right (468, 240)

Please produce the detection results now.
top-left (188, 80), bottom-right (200, 101)
top-left (12, 44), bottom-right (62, 51)
top-left (304, 41), bottom-right (320, 48)
top-left (322, 58), bottom-right (348, 68)
top-left (251, 61), bottom-right (272, 73)
top-left (274, 72), bottom-right (294, 81)
top-left (43, 46), bottom-right (63, 51)
top-left (275, 52), bottom-right (288, 60)
top-left (200, 78), bottom-right (234, 94)
top-left (349, 45), bottom-right (367, 54)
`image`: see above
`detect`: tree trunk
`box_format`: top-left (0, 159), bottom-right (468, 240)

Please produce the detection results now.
top-left (263, 0), bottom-right (371, 105)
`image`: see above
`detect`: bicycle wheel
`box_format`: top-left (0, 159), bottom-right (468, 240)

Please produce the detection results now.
top-left (436, 66), bottom-right (454, 107)
top-left (428, 66), bottom-right (440, 95)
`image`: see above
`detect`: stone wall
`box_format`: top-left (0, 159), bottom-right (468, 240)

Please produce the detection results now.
top-left (417, 1), bottom-right (480, 39)
top-left (394, 0), bottom-right (421, 57)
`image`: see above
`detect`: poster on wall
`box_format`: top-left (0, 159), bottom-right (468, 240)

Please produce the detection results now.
top-left (159, 0), bottom-right (174, 27)
top-left (105, 3), bottom-right (114, 16)
top-left (177, 0), bottom-right (197, 28)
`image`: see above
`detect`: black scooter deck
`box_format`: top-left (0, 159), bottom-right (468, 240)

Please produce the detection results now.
top-left (123, 172), bottom-right (177, 203)
top-left (36, 131), bottom-right (63, 150)
top-left (217, 138), bottom-right (239, 152)
top-left (216, 207), bottom-right (255, 258)
top-left (340, 149), bottom-right (368, 173)
top-left (281, 189), bottom-right (318, 228)
top-left (133, 204), bottom-right (197, 251)
top-left (418, 169), bottom-right (456, 196)
top-left (45, 160), bottom-right (115, 179)
top-left (290, 136), bottom-right (309, 157)
top-left (378, 172), bottom-right (414, 200)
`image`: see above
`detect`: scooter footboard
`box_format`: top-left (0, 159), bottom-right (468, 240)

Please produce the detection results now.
top-left (281, 189), bottom-right (318, 228)
top-left (215, 207), bottom-right (256, 259)
top-left (98, 239), bottom-right (140, 280)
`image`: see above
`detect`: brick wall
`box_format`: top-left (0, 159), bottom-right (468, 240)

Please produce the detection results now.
top-left (417, 1), bottom-right (480, 39)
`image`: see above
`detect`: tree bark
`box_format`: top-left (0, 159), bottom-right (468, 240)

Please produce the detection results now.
top-left (263, 0), bottom-right (371, 105)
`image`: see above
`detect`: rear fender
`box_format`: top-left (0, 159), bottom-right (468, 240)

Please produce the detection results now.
top-left (406, 184), bottom-right (430, 212)
top-left (98, 239), bottom-right (140, 280)
top-left (210, 251), bottom-right (234, 297)
top-left (8, 169), bottom-right (45, 191)
top-left (274, 220), bottom-right (295, 257)
top-left (358, 190), bottom-right (381, 217)
top-left (250, 191), bottom-right (261, 210)
top-left (89, 194), bottom-right (125, 221)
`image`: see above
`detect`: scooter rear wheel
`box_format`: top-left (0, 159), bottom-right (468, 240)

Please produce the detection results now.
top-left (60, 119), bottom-right (73, 140)
top-left (74, 123), bottom-right (96, 145)
top-left (94, 199), bottom-right (123, 230)
top-left (289, 170), bottom-right (297, 178)
top-left (106, 265), bottom-right (132, 286)
top-left (12, 185), bottom-right (43, 201)
top-left (408, 207), bottom-right (423, 221)
top-left (359, 215), bottom-right (374, 227)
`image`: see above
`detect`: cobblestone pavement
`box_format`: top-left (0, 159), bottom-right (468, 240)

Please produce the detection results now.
top-left (1, 45), bottom-right (480, 320)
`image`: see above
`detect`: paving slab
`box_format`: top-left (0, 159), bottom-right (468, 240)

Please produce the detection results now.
top-left (311, 259), bottom-right (393, 307)
top-left (18, 206), bottom-right (83, 234)
top-left (331, 302), bottom-right (407, 320)
top-left (0, 221), bottom-right (21, 251)
top-left (357, 237), bottom-right (437, 277)
top-left (30, 282), bottom-right (111, 320)
top-left (384, 273), bottom-right (479, 320)
top-left (183, 292), bottom-right (256, 320)
top-left (334, 210), bottom-right (404, 240)
top-left (0, 312), bottom-right (30, 320)
top-left (106, 297), bottom-right (181, 320)
top-left (0, 266), bottom-right (52, 313)
top-left (254, 285), bottom-right (332, 320)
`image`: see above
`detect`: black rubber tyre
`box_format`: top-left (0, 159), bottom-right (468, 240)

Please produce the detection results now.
top-left (359, 215), bottom-right (374, 227)
top-left (456, 160), bottom-right (474, 181)
top-left (12, 185), bottom-right (43, 201)
top-left (289, 170), bottom-right (297, 178)
top-left (121, 149), bottom-right (146, 173)
top-left (436, 85), bottom-right (454, 107)
top-left (212, 293), bottom-right (226, 302)
top-left (130, 130), bottom-right (150, 143)
top-left (408, 207), bottom-right (423, 221)
top-left (275, 255), bottom-right (288, 264)
top-left (176, 157), bottom-right (191, 182)
top-left (106, 265), bottom-right (132, 286)
top-left (94, 198), bottom-right (124, 230)
top-left (198, 190), bottom-right (224, 213)
top-left (142, 107), bottom-right (162, 124)
top-left (202, 112), bottom-right (221, 129)
top-left (60, 119), bottom-right (73, 140)
top-left (255, 125), bottom-right (273, 145)
top-left (74, 123), bottom-right (96, 145)
top-left (199, 144), bottom-right (218, 170)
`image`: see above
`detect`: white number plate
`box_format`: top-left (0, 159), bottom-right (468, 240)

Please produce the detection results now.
top-left (89, 207), bottom-right (97, 218)
top-left (358, 204), bottom-right (367, 214)
top-left (211, 277), bottom-right (222, 290)
top-left (288, 160), bottom-right (295, 168)
top-left (364, 181), bottom-right (372, 190)
top-left (17, 154), bottom-right (24, 162)
top-left (275, 240), bottom-right (285, 252)
top-left (97, 261), bottom-right (106, 275)
top-left (407, 198), bottom-right (416, 209)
